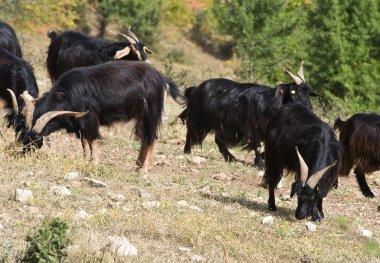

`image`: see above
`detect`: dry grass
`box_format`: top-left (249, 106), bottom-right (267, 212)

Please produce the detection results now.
top-left (0, 29), bottom-right (379, 262)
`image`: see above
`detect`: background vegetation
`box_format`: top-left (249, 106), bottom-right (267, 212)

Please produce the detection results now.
top-left (1, 0), bottom-right (378, 111)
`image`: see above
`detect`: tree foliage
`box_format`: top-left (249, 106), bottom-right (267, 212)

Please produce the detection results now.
top-left (211, 0), bottom-right (379, 111)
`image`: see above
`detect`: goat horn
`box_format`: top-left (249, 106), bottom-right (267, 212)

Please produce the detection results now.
top-left (297, 61), bottom-right (306, 82)
top-left (20, 91), bottom-right (36, 130)
top-left (306, 161), bottom-right (337, 189)
top-left (6, 89), bottom-right (19, 114)
top-left (127, 26), bottom-right (140, 42)
top-left (283, 67), bottom-right (303, 85)
top-left (32, 111), bottom-right (89, 134)
top-left (109, 30), bottom-right (136, 44)
top-left (295, 146), bottom-right (309, 186)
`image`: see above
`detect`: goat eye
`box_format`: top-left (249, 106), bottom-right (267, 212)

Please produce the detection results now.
top-left (291, 90), bottom-right (296, 94)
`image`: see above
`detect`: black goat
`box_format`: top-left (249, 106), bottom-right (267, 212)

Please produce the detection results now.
top-left (46, 28), bottom-right (152, 83)
top-left (0, 48), bottom-right (39, 129)
top-left (0, 20), bottom-right (22, 57)
top-left (265, 102), bottom-right (341, 221)
top-left (334, 113), bottom-right (380, 198)
top-left (179, 62), bottom-right (317, 169)
top-left (18, 60), bottom-right (182, 171)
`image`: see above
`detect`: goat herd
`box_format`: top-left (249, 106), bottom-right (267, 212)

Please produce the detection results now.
top-left (0, 21), bottom-right (379, 221)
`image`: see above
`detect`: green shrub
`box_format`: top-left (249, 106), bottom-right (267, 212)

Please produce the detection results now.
top-left (21, 219), bottom-right (70, 263)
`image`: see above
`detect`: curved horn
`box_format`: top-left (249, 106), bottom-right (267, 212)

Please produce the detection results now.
top-left (283, 68), bottom-right (303, 85)
top-left (306, 161), bottom-right (337, 189)
top-left (32, 110), bottom-right (88, 134)
top-left (109, 30), bottom-right (136, 44)
top-left (127, 26), bottom-right (140, 42)
top-left (295, 146), bottom-right (309, 186)
top-left (297, 61), bottom-right (306, 82)
top-left (20, 91), bottom-right (36, 130)
top-left (143, 46), bottom-right (153, 54)
top-left (7, 89), bottom-right (19, 114)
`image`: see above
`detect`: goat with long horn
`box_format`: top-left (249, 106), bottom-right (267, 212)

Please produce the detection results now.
top-left (18, 60), bottom-right (183, 171)
top-left (264, 102), bottom-right (341, 221)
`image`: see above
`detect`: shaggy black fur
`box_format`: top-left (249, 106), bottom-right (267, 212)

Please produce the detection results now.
top-left (179, 78), bottom-right (317, 168)
top-left (46, 30), bottom-right (150, 83)
top-left (0, 21), bottom-right (22, 57)
top-left (265, 102), bottom-right (341, 221)
top-left (334, 113), bottom-right (380, 198)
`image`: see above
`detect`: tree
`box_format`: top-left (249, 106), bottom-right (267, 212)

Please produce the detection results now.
top-left (307, 0), bottom-right (380, 111)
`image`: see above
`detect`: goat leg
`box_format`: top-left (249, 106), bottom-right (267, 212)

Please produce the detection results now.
top-left (354, 167), bottom-right (375, 198)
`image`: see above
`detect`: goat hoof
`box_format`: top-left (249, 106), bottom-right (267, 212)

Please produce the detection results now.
top-left (311, 214), bottom-right (322, 221)
top-left (364, 192), bottom-right (375, 198)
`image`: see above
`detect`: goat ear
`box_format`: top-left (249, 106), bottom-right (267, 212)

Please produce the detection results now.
top-left (114, 46), bottom-right (131, 59)
top-left (275, 85), bottom-right (285, 97)
top-left (143, 46), bottom-right (153, 54)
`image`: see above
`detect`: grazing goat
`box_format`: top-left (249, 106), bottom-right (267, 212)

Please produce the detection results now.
top-left (0, 48), bottom-right (39, 129)
top-left (179, 62), bottom-right (317, 169)
top-left (18, 61), bottom-right (182, 171)
top-left (265, 102), bottom-right (341, 221)
top-left (0, 20), bottom-right (22, 57)
top-left (46, 28), bottom-right (152, 83)
top-left (334, 113), bottom-right (380, 198)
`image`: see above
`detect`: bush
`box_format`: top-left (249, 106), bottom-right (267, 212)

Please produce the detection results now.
top-left (21, 219), bottom-right (70, 263)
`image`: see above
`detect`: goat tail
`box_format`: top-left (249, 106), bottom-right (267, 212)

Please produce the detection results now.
top-left (334, 117), bottom-right (345, 130)
top-left (164, 78), bottom-right (186, 105)
top-left (178, 86), bottom-right (197, 124)
top-left (47, 31), bottom-right (58, 40)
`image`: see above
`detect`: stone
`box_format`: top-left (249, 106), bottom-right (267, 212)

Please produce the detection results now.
top-left (189, 206), bottom-right (203, 213)
top-left (107, 192), bottom-right (126, 201)
top-left (360, 229), bottom-right (373, 238)
top-left (64, 172), bottom-right (79, 180)
top-left (220, 192), bottom-right (230, 197)
top-left (107, 236), bottom-right (138, 257)
top-left (212, 172), bottom-right (227, 181)
top-left (50, 186), bottom-right (72, 196)
top-left (176, 155), bottom-right (185, 159)
top-left (262, 216), bottom-right (274, 224)
top-left (82, 177), bottom-right (108, 187)
top-left (191, 254), bottom-right (204, 262)
top-left (15, 189), bottom-right (33, 203)
top-left (176, 200), bottom-right (188, 207)
top-left (139, 189), bottom-right (152, 199)
top-left (258, 171), bottom-right (265, 177)
top-left (178, 247), bottom-right (192, 253)
top-left (142, 201), bottom-right (160, 208)
top-left (305, 221), bottom-right (317, 231)
top-left (190, 156), bottom-right (207, 164)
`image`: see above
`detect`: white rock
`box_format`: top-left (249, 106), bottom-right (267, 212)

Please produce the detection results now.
top-left (176, 155), bottom-right (185, 159)
top-left (64, 172), bottom-right (79, 180)
top-left (76, 210), bottom-right (91, 219)
top-left (0, 224), bottom-right (3, 230)
top-left (50, 186), bottom-right (72, 196)
top-left (212, 172), bottom-right (227, 181)
top-left (190, 156), bottom-right (207, 164)
top-left (97, 208), bottom-right (108, 214)
top-left (189, 205), bottom-right (203, 212)
top-left (178, 247), bottom-right (192, 253)
top-left (258, 170), bottom-right (265, 177)
top-left (142, 201), bottom-right (160, 208)
top-left (107, 236), bottom-right (138, 257)
top-left (262, 216), bottom-right (274, 224)
top-left (305, 221), bottom-right (317, 231)
top-left (15, 189), bottom-right (33, 203)
top-left (199, 186), bottom-right (210, 194)
top-left (139, 189), bottom-right (152, 199)
top-left (177, 200), bottom-right (188, 207)
top-left (107, 192), bottom-right (126, 201)
top-left (82, 177), bottom-right (108, 187)
top-left (360, 229), bottom-right (373, 238)
top-left (191, 254), bottom-right (204, 262)
top-left (277, 178), bottom-right (284, 189)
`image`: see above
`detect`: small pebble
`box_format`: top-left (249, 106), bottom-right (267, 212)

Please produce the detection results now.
top-left (64, 172), bottom-right (79, 180)
top-left (305, 221), bottom-right (317, 231)
top-left (360, 229), bottom-right (373, 238)
top-left (262, 216), bottom-right (273, 224)
top-left (177, 200), bottom-right (188, 207)
top-left (191, 254), bottom-right (204, 262)
top-left (142, 201), bottom-right (160, 208)
top-left (189, 206), bottom-right (203, 212)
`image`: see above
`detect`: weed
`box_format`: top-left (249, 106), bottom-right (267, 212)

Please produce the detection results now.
top-left (364, 241), bottom-right (380, 257)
